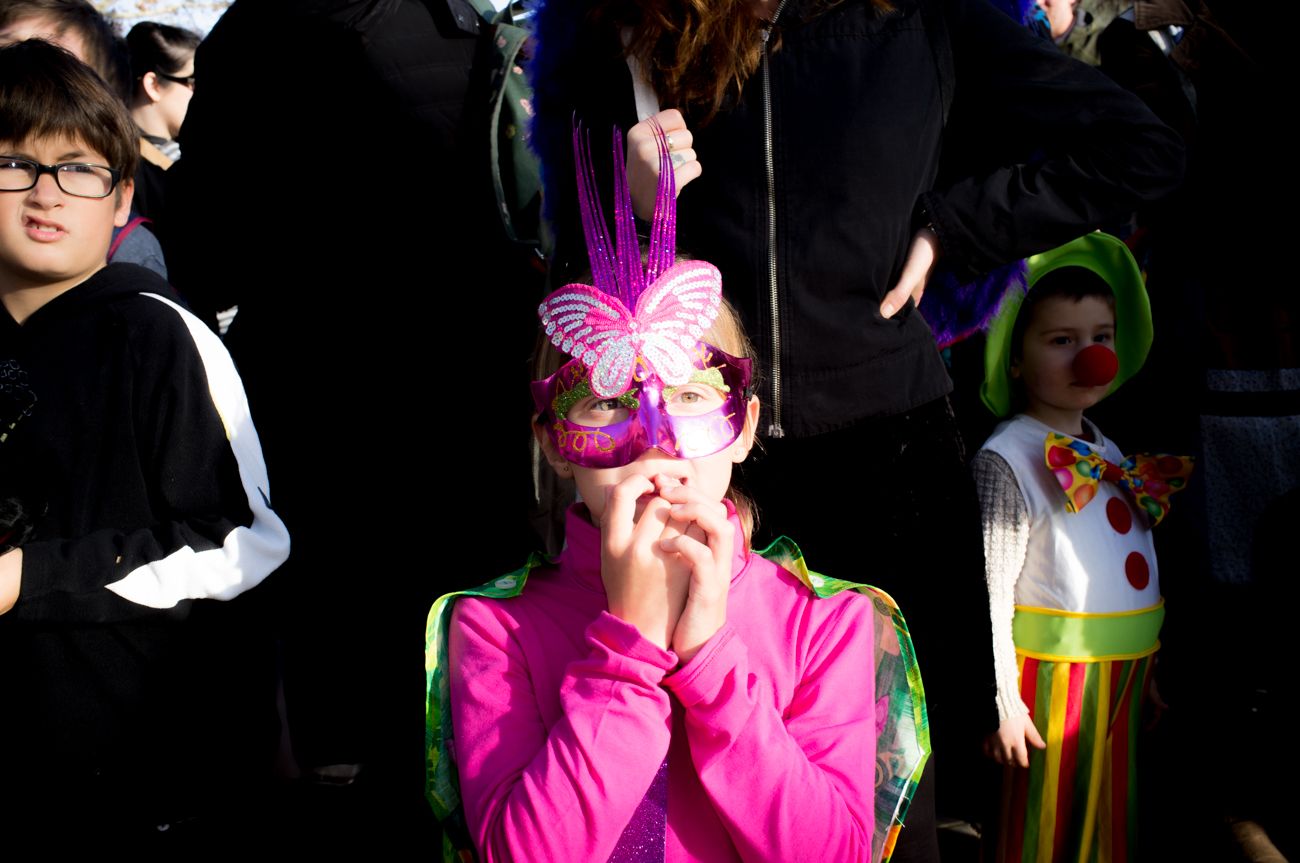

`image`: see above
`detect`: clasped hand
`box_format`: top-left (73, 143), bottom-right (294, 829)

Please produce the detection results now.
top-left (599, 474), bottom-right (733, 665)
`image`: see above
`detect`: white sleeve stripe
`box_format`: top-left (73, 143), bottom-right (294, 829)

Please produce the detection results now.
top-left (105, 293), bottom-right (290, 608)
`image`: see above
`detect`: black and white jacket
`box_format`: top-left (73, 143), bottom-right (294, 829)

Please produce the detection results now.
top-left (0, 263), bottom-right (289, 816)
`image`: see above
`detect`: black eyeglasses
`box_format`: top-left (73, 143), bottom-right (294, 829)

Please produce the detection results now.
top-left (154, 69), bottom-right (196, 89)
top-left (0, 158), bottom-right (121, 199)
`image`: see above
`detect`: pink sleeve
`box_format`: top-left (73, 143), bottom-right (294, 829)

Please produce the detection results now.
top-left (450, 600), bottom-right (678, 863)
top-left (662, 597), bottom-right (876, 862)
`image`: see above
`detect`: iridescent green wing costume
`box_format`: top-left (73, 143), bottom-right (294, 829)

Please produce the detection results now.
top-left (754, 536), bottom-right (931, 863)
top-left (424, 553), bottom-right (543, 863)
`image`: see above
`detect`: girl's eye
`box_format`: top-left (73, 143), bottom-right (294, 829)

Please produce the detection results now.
top-left (1093, 332), bottom-right (1113, 344)
top-left (666, 384), bottom-right (724, 416)
top-left (670, 385), bottom-right (720, 403)
top-left (567, 395), bottom-right (631, 427)
top-left (1051, 335), bottom-right (1073, 346)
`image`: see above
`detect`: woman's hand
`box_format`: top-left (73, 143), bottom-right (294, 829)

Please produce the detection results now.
top-left (657, 478), bottom-right (734, 665)
top-left (983, 712), bottom-right (1047, 768)
top-left (626, 109), bottom-right (701, 221)
top-left (879, 227), bottom-right (941, 319)
top-left (599, 474), bottom-right (691, 650)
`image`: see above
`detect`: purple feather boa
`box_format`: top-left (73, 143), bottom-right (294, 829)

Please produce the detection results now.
top-left (527, 0), bottom-right (586, 228)
top-left (920, 259), bottom-right (1027, 349)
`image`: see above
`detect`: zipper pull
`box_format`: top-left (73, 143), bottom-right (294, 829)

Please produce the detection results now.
top-left (767, 422), bottom-right (785, 438)
top-left (760, 21), bottom-right (772, 44)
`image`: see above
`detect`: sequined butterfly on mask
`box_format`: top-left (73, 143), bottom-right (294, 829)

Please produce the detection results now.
top-left (538, 260), bottom-right (723, 398)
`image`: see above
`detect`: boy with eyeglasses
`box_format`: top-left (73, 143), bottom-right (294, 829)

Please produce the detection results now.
top-left (0, 40), bottom-right (289, 834)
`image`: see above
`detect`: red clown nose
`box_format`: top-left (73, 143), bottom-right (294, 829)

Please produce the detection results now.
top-left (1073, 344), bottom-right (1119, 387)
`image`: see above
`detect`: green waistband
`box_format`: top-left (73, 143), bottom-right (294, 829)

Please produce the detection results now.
top-left (1012, 601), bottom-right (1164, 662)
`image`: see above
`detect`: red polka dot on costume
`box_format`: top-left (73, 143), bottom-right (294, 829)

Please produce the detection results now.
top-left (1107, 498), bottom-right (1132, 534)
top-left (1048, 446), bottom-right (1076, 468)
top-left (1125, 552), bottom-right (1150, 590)
top-left (1156, 456), bottom-right (1184, 476)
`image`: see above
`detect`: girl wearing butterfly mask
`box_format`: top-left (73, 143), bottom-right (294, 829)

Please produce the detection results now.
top-left (423, 127), bottom-right (930, 863)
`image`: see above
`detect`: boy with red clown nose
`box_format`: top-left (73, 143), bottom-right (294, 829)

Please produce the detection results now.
top-left (972, 232), bottom-right (1192, 863)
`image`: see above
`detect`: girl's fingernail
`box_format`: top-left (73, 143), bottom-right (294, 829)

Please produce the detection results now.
top-left (882, 302), bottom-right (895, 317)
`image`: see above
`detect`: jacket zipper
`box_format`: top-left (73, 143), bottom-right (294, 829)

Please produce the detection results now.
top-left (760, 0), bottom-right (790, 438)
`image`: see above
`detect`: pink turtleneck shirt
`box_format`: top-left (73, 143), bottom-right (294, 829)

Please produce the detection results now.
top-left (448, 505), bottom-right (876, 862)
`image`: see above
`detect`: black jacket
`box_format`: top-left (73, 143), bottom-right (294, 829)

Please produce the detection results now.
top-left (0, 264), bottom-right (289, 822)
top-left (533, 0), bottom-right (1185, 437)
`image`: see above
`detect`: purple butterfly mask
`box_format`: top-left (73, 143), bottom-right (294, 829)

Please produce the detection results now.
top-left (533, 122), bottom-right (751, 468)
top-left (538, 122), bottom-right (726, 397)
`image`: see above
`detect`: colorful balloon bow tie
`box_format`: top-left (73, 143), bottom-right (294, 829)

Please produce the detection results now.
top-left (1045, 433), bottom-right (1193, 526)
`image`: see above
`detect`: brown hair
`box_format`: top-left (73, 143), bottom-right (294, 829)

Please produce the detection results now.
top-left (126, 21), bottom-right (200, 83)
top-left (533, 295), bottom-right (762, 546)
top-left (596, 0), bottom-right (893, 121)
top-left (1011, 266), bottom-right (1116, 364)
top-left (0, 39), bottom-right (139, 181)
top-left (0, 0), bottom-right (127, 101)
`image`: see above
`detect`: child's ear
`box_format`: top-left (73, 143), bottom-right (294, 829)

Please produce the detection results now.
top-left (141, 71), bottom-right (164, 103)
top-left (731, 395), bottom-right (761, 463)
top-left (113, 180), bottom-right (135, 229)
top-left (1009, 357), bottom-right (1022, 380)
top-left (532, 414), bottom-right (573, 477)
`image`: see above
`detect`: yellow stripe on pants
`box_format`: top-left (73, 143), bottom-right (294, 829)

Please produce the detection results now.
top-left (1036, 662), bottom-right (1071, 861)
top-left (1078, 664), bottom-right (1111, 863)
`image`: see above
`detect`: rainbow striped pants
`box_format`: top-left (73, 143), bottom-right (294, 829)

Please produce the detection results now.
top-left (996, 603), bottom-right (1162, 863)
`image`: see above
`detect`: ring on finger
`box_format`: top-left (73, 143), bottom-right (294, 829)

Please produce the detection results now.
top-left (665, 132), bottom-right (675, 151)
top-left (671, 152), bottom-right (688, 168)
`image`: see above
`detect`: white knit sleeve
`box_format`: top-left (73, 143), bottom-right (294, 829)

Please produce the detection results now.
top-left (972, 449), bottom-right (1032, 722)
